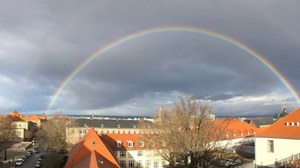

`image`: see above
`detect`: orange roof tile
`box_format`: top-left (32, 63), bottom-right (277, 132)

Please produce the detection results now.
top-left (255, 108), bottom-right (300, 139)
top-left (215, 120), bottom-right (260, 140)
top-left (100, 134), bottom-right (147, 151)
top-left (65, 128), bottom-right (120, 168)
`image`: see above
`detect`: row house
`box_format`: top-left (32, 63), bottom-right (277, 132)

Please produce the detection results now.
top-left (66, 118), bottom-right (153, 144)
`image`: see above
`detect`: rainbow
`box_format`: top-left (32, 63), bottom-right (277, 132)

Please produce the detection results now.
top-left (47, 26), bottom-right (300, 113)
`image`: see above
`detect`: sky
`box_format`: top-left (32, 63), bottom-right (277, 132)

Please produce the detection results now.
top-left (1, 1), bottom-right (300, 116)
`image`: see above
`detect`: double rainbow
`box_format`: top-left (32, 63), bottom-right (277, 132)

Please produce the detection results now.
top-left (47, 26), bottom-right (300, 113)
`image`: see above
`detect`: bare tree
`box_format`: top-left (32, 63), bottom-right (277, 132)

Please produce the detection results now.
top-left (35, 113), bottom-right (75, 152)
top-left (0, 115), bottom-right (17, 160)
top-left (141, 96), bottom-right (235, 168)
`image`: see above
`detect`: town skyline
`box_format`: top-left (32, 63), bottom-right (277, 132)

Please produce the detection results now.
top-left (1, 1), bottom-right (300, 116)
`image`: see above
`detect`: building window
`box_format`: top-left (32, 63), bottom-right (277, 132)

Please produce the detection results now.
top-left (120, 151), bottom-right (126, 158)
top-left (128, 130), bottom-right (131, 134)
top-left (128, 160), bottom-right (135, 168)
top-left (226, 134), bottom-right (229, 138)
top-left (119, 160), bottom-right (126, 168)
top-left (247, 131), bottom-right (250, 135)
top-left (79, 129), bottom-right (82, 134)
top-left (139, 141), bottom-right (144, 147)
top-left (137, 160), bottom-right (143, 167)
top-left (233, 133), bottom-right (236, 137)
top-left (241, 132), bottom-right (244, 136)
top-left (101, 130), bottom-right (104, 133)
top-left (71, 129), bottom-right (75, 133)
top-left (267, 140), bottom-right (274, 153)
top-left (122, 130), bottom-right (125, 134)
top-left (145, 160), bottom-right (151, 168)
top-left (16, 131), bottom-right (22, 137)
top-left (112, 130), bottom-right (115, 134)
top-left (118, 130), bottom-right (120, 134)
top-left (116, 140), bottom-right (122, 147)
top-left (83, 129), bottom-right (86, 134)
top-left (106, 130), bottom-right (109, 133)
top-left (127, 141), bottom-right (133, 147)
top-left (137, 151), bottom-right (143, 157)
top-left (117, 124), bottom-right (120, 128)
top-left (101, 124), bottom-right (104, 128)
top-left (114, 151), bottom-right (118, 156)
top-left (153, 160), bottom-right (159, 168)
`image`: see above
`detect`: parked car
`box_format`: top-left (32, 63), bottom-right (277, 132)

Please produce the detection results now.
top-left (35, 163), bottom-right (41, 168)
top-left (15, 158), bottom-right (24, 167)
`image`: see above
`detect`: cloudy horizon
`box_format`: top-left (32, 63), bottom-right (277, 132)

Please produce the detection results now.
top-left (1, 1), bottom-right (300, 116)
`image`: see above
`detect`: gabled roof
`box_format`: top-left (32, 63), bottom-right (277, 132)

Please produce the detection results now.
top-left (256, 108), bottom-right (300, 139)
top-left (65, 128), bottom-right (120, 168)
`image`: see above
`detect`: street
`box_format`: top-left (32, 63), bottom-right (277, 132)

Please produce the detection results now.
top-left (19, 152), bottom-right (42, 168)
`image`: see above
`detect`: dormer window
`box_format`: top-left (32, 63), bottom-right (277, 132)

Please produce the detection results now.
top-left (127, 140), bottom-right (133, 147)
top-left (116, 140), bottom-right (122, 147)
top-left (139, 141), bottom-right (144, 147)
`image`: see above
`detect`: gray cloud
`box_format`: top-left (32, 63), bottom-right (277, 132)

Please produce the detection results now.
top-left (0, 1), bottom-right (299, 115)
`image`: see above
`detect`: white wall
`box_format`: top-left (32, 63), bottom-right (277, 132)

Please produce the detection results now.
top-left (218, 137), bottom-right (255, 149)
top-left (255, 137), bottom-right (300, 167)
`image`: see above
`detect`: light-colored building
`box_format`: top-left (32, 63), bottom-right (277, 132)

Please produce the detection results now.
top-left (66, 119), bottom-right (152, 144)
top-left (66, 128), bottom-right (166, 168)
top-left (13, 121), bottom-right (37, 141)
top-left (255, 108), bottom-right (300, 167)
top-left (10, 111), bottom-right (46, 127)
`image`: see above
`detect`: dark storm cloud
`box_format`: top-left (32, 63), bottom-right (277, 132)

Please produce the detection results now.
top-left (0, 0), bottom-right (299, 115)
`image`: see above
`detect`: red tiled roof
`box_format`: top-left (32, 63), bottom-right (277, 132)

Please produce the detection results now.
top-left (9, 111), bottom-right (46, 121)
top-left (215, 120), bottom-right (261, 140)
top-left (100, 134), bottom-right (148, 151)
top-left (65, 128), bottom-right (120, 168)
top-left (255, 108), bottom-right (300, 139)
